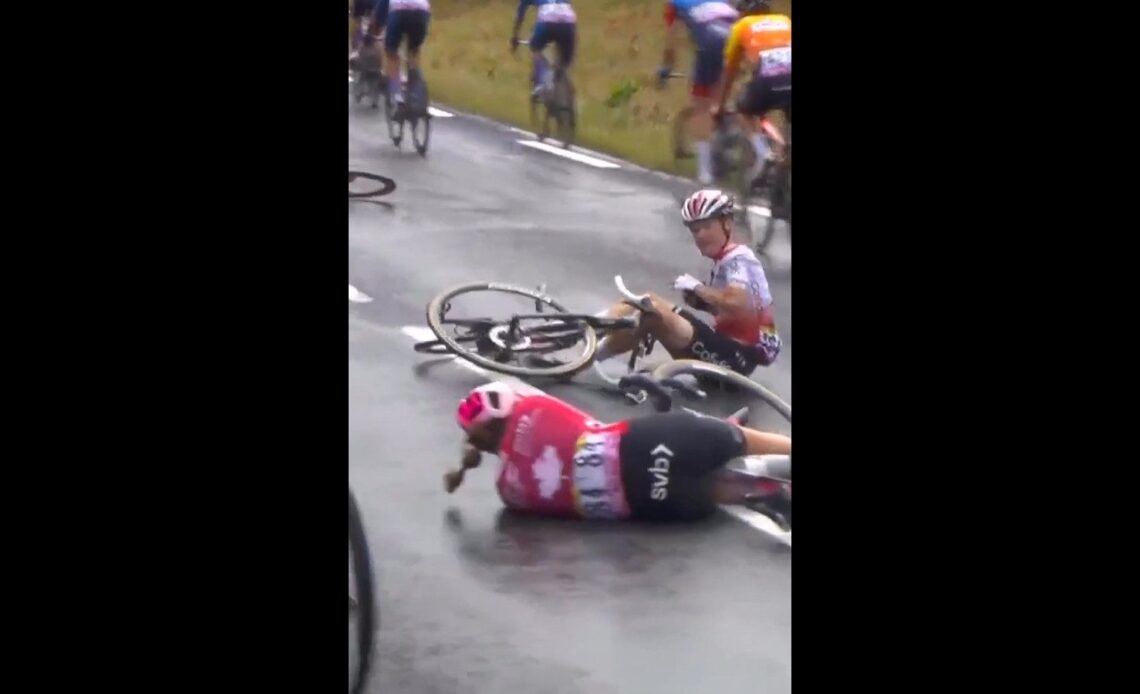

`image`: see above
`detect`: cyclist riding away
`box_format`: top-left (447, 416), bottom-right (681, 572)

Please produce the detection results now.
top-left (658, 0), bottom-right (740, 185)
top-left (446, 382), bottom-right (791, 522)
top-left (349, 0), bottom-right (378, 54)
top-left (716, 0), bottom-right (791, 189)
top-left (592, 188), bottom-right (781, 375)
top-left (511, 0), bottom-right (577, 99)
top-left (369, 0), bottom-right (432, 107)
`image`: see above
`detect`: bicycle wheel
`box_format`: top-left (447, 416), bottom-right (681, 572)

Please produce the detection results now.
top-left (348, 489), bottom-right (376, 694)
top-left (425, 282), bottom-right (599, 378)
top-left (348, 171), bottom-right (396, 198)
top-left (409, 79), bottom-right (431, 156)
top-left (552, 72), bottom-right (576, 148)
top-left (671, 105), bottom-right (697, 160)
top-left (384, 93), bottom-right (404, 147)
top-left (651, 359), bottom-right (791, 425)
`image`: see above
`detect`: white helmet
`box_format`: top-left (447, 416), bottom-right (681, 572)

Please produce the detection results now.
top-left (681, 189), bottom-right (736, 225)
top-left (456, 382), bottom-right (519, 432)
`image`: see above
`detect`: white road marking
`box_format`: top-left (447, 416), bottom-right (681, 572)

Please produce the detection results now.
top-left (517, 140), bottom-right (621, 169)
top-left (427, 107), bottom-right (454, 118)
top-left (400, 324), bottom-right (789, 544)
top-left (349, 284), bottom-right (373, 303)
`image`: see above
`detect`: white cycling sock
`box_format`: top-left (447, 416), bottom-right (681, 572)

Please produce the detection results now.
top-left (695, 140), bottom-right (714, 185)
top-left (749, 134), bottom-right (770, 180)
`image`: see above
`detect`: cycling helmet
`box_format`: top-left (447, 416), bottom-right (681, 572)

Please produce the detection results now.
top-left (737, 0), bottom-right (773, 14)
top-left (681, 188), bottom-right (736, 225)
top-left (456, 382), bottom-right (519, 432)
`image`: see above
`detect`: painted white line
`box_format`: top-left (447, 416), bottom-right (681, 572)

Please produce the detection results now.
top-left (427, 107), bottom-right (454, 118)
top-left (349, 284), bottom-right (373, 303)
top-left (401, 324), bottom-right (788, 544)
top-left (517, 140), bottom-right (621, 169)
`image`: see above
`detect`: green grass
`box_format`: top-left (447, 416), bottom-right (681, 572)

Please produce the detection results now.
top-left (410, 0), bottom-right (791, 176)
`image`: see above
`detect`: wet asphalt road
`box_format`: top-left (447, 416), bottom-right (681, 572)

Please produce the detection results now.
top-left (349, 95), bottom-right (792, 693)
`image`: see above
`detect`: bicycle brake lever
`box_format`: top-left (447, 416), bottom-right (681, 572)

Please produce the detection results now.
top-left (659, 377), bottom-right (706, 401)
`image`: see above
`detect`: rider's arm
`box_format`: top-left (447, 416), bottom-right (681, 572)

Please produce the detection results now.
top-left (716, 19), bottom-right (746, 109)
top-left (444, 443), bottom-right (483, 493)
top-left (372, 0), bottom-right (390, 30)
top-left (662, 3), bottom-right (679, 70)
top-left (512, 0), bottom-right (530, 40)
top-left (690, 282), bottom-right (750, 315)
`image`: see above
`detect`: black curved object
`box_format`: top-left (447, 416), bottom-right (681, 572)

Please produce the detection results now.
top-left (348, 489), bottom-right (376, 694)
top-left (349, 171), bottom-right (396, 199)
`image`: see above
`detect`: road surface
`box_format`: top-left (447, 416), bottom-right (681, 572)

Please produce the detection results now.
top-left (349, 94), bottom-right (792, 694)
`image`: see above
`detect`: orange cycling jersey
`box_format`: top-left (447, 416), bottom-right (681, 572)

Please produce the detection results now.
top-left (723, 13), bottom-right (791, 75)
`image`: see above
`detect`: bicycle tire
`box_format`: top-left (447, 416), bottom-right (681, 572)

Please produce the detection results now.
top-left (553, 73), bottom-right (576, 148)
top-left (672, 105), bottom-right (697, 160)
top-left (650, 359), bottom-right (791, 423)
top-left (384, 95), bottom-right (404, 147)
top-left (348, 489), bottom-right (376, 694)
top-left (348, 171), bottom-right (396, 198)
top-left (425, 282), bottom-right (599, 378)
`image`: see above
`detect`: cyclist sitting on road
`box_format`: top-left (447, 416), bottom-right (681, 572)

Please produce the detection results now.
top-left (591, 188), bottom-right (781, 376)
top-left (445, 381), bottom-right (791, 522)
top-left (658, 0), bottom-right (740, 185)
top-left (715, 0), bottom-right (791, 190)
top-left (511, 0), bottom-right (578, 99)
top-left (368, 0), bottom-right (432, 107)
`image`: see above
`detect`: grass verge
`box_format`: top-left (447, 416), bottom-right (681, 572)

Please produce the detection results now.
top-left (401, 0), bottom-right (790, 176)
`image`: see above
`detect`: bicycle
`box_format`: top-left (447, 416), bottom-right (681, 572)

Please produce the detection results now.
top-left (383, 63), bottom-right (432, 156)
top-left (348, 170), bottom-right (396, 198)
top-left (515, 39), bottom-right (576, 149)
top-left (412, 275), bottom-right (662, 382)
top-left (740, 116), bottom-right (791, 257)
top-left (617, 368), bottom-right (792, 531)
top-left (350, 33), bottom-right (384, 109)
top-left (348, 488), bottom-right (376, 694)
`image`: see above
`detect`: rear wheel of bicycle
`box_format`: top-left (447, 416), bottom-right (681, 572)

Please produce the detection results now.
top-left (553, 73), bottom-right (576, 148)
top-left (425, 282), bottom-right (599, 378)
top-left (348, 489), bottom-right (376, 694)
top-left (671, 105), bottom-right (697, 160)
top-left (384, 94), bottom-right (404, 147)
top-left (348, 171), bottom-right (396, 198)
top-left (651, 359), bottom-right (791, 426)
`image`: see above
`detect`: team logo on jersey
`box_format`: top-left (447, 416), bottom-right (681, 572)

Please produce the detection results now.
top-left (533, 445), bottom-right (564, 499)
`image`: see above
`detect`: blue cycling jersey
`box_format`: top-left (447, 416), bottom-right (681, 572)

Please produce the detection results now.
top-left (667, 0), bottom-right (738, 40)
top-left (516, 0), bottom-right (577, 25)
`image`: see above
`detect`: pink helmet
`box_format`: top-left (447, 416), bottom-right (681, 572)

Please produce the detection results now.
top-left (456, 382), bottom-right (519, 432)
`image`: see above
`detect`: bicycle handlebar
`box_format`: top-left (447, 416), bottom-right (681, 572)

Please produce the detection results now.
top-left (618, 373), bottom-right (707, 411)
top-left (613, 275), bottom-right (657, 314)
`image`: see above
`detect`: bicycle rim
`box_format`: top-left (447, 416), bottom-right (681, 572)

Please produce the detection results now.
top-left (348, 171), bottom-right (396, 198)
top-left (651, 359), bottom-right (791, 424)
top-left (348, 489), bottom-right (375, 694)
top-left (425, 282), bottom-right (598, 378)
top-left (411, 114), bottom-right (430, 156)
top-left (555, 77), bottom-right (575, 148)
top-left (385, 97), bottom-right (404, 146)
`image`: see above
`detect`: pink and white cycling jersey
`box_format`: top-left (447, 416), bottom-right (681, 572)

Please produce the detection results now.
top-left (389, 0), bottom-right (431, 11)
top-left (708, 244), bottom-right (775, 344)
top-left (496, 393), bottom-right (631, 520)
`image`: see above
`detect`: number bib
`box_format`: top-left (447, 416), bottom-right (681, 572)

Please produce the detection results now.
top-left (759, 46), bottom-right (792, 77)
top-left (572, 432), bottom-right (628, 520)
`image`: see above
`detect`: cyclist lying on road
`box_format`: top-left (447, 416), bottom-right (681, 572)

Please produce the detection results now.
top-left (590, 188), bottom-right (781, 376)
top-left (445, 382), bottom-right (791, 522)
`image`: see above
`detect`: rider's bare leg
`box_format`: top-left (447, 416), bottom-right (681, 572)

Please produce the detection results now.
top-left (737, 426), bottom-right (791, 456)
top-left (690, 91), bottom-right (717, 185)
top-left (385, 46), bottom-right (402, 102)
top-left (594, 293), bottom-right (695, 360)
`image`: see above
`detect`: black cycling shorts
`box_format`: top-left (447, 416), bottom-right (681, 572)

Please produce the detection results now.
top-left (676, 307), bottom-right (761, 375)
top-left (736, 72), bottom-right (792, 123)
top-left (620, 412), bottom-right (746, 521)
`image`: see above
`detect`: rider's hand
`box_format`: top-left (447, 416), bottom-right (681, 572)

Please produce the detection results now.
top-left (673, 273), bottom-right (703, 293)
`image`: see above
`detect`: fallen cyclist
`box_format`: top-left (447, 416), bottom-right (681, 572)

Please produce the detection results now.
top-left (590, 188), bottom-right (781, 376)
top-left (444, 382), bottom-right (791, 523)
